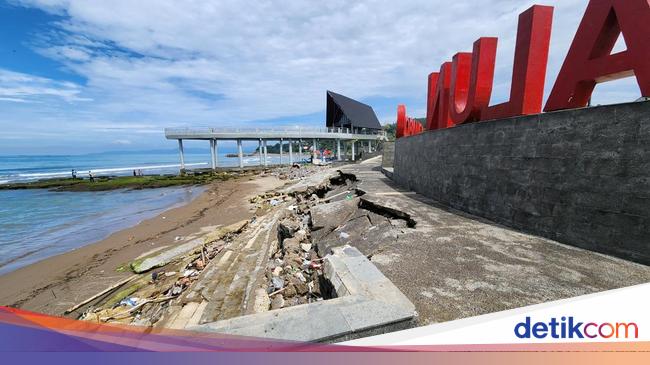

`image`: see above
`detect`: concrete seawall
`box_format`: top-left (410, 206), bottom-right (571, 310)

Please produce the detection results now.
top-left (393, 101), bottom-right (650, 265)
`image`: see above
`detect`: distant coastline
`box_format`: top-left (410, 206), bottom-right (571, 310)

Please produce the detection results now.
top-left (0, 171), bottom-right (233, 192)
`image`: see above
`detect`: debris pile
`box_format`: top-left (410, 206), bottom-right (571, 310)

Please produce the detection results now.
top-left (77, 220), bottom-right (247, 325)
top-left (259, 213), bottom-right (325, 310)
top-left (66, 167), bottom-right (415, 329)
top-left (253, 172), bottom-right (361, 311)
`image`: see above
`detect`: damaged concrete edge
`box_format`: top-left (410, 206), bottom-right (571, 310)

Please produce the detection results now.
top-left (130, 220), bottom-right (249, 274)
top-left (281, 168), bottom-right (357, 197)
top-left (187, 245), bottom-right (416, 342)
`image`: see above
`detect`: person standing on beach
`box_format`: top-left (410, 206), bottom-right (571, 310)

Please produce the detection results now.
top-left (89, 171), bottom-right (94, 182)
top-left (71, 169), bottom-right (77, 179)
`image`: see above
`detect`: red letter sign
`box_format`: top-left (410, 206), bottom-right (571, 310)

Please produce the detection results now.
top-left (545, 0), bottom-right (650, 111)
top-left (482, 5), bottom-right (554, 120)
top-left (449, 37), bottom-right (498, 124)
top-left (426, 62), bottom-right (452, 130)
top-left (396, 104), bottom-right (406, 138)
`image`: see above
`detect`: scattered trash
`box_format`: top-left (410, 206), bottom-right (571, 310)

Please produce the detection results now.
top-left (195, 259), bottom-right (205, 270)
top-left (164, 271), bottom-right (177, 277)
top-left (119, 297), bottom-right (139, 307)
top-left (294, 272), bottom-right (307, 283)
top-left (271, 277), bottom-right (284, 290)
top-left (339, 232), bottom-right (350, 239)
top-left (171, 286), bottom-right (183, 296)
top-left (174, 236), bottom-right (183, 241)
top-left (272, 266), bottom-right (283, 277)
top-left (300, 243), bottom-right (312, 252)
top-left (183, 269), bottom-right (198, 278)
top-left (270, 199), bottom-right (280, 206)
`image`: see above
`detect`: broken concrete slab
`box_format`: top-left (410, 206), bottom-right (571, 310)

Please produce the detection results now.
top-left (130, 220), bottom-right (249, 274)
top-left (282, 169), bottom-right (337, 196)
top-left (131, 238), bottom-right (204, 274)
top-left (309, 198), bottom-right (360, 230)
top-left (187, 245), bottom-right (416, 342)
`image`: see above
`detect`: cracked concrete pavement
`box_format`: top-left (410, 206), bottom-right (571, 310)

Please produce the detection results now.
top-left (338, 157), bottom-right (650, 325)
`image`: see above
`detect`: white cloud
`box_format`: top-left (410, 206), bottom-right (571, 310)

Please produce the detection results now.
top-left (1, 0), bottom-right (644, 153)
top-left (0, 69), bottom-right (89, 102)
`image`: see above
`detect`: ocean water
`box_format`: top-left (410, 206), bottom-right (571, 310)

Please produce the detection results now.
top-left (0, 149), bottom-right (301, 275)
top-left (0, 149), bottom-right (295, 184)
top-left (0, 186), bottom-right (203, 275)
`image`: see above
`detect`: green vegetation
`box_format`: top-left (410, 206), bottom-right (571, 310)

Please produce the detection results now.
top-left (0, 172), bottom-right (234, 192)
top-left (383, 123), bottom-right (396, 140)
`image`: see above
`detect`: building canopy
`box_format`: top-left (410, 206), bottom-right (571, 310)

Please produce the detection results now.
top-left (326, 91), bottom-right (382, 131)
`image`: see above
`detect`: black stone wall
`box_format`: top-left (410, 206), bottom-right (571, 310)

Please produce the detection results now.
top-left (393, 101), bottom-right (650, 264)
top-left (382, 141), bottom-right (395, 168)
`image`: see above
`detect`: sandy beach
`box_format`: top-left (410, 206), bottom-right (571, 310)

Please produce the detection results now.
top-left (0, 172), bottom-right (286, 315)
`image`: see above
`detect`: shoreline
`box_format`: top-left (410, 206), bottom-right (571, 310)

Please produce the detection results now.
top-left (0, 171), bottom-right (287, 315)
top-left (0, 185), bottom-right (206, 275)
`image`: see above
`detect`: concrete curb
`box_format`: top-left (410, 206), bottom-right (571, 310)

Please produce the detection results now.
top-left (187, 245), bottom-right (416, 342)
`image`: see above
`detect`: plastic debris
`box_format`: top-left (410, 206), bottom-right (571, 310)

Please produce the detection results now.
top-left (271, 277), bottom-right (284, 290)
top-left (339, 232), bottom-right (350, 239)
top-left (183, 269), bottom-right (198, 278)
top-left (294, 272), bottom-right (307, 283)
top-left (171, 286), bottom-right (183, 296)
top-left (119, 297), bottom-right (139, 307)
top-left (270, 199), bottom-right (280, 206)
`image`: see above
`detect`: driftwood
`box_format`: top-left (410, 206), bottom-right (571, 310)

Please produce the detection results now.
top-left (64, 275), bottom-right (138, 314)
top-left (99, 296), bottom-right (173, 322)
top-left (268, 287), bottom-right (287, 297)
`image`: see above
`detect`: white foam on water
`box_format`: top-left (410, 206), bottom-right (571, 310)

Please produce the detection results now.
top-left (14, 163), bottom-right (208, 180)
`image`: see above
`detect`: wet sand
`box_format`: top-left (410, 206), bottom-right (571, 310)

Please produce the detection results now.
top-left (0, 174), bottom-right (286, 315)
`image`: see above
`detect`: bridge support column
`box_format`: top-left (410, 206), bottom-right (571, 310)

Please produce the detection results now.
top-left (337, 139), bottom-right (341, 161)
top-left (368, 140), bottom-right (372, 153)
top-left (280, 138), bottom-right (284, 164)
top-left (214, 140), bottom-right (219, 168)
top-left (351, 140), bottom-right (356, 161)
top-left (289, 139), bottom-right (294, 164)
top-left (298, 139), bottom-right (303, 163)
top-left (237, 139), bottom-right (243, 169)
top-left (263, 140), bottom-right (268, 167)
top-left (258, 139), bottom-right (263, 166)
top-left (210, 140), bottom-right (217, 170)
top-left (177, 139), bottom-right (185, 172)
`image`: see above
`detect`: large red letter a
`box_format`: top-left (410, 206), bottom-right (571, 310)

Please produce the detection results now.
top-left (545, 0), bottom-right (650, 111)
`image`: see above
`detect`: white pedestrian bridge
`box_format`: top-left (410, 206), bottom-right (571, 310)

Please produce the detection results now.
top-left (164, 127), bottom-right (387, 170)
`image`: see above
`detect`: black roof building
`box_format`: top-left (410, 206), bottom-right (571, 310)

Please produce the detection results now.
top-left (326, 91), bottom-right (382, 132)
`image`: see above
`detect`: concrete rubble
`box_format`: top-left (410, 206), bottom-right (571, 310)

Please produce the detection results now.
top-left (72, 163), bottom-right (416, 341)
top-left (66, 156), bottom-right (650, 341)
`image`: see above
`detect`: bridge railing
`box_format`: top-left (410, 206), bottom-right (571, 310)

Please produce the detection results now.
top-left (164, 127), bottom-right (386, 137)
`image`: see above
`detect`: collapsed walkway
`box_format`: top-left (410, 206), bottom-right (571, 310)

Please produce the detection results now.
top-left (340, 157), bottom-right (650, 324)
top-left (68, 157), bottom-right (650, 340)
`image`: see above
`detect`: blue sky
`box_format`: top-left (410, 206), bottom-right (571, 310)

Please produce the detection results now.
top-left (0, 0), bottom-right (639, 154)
